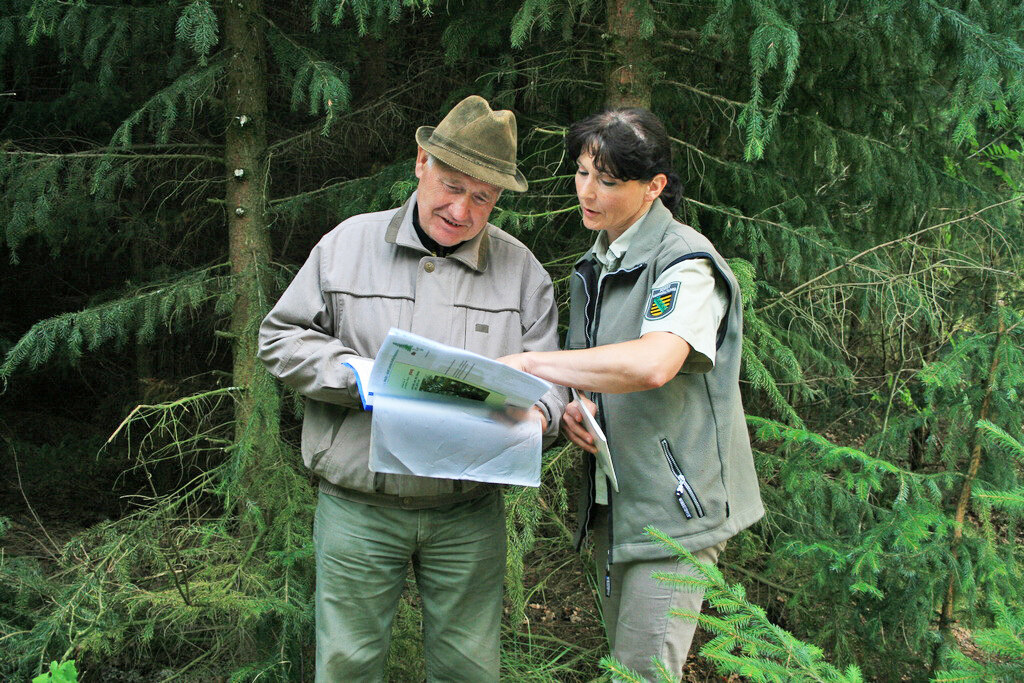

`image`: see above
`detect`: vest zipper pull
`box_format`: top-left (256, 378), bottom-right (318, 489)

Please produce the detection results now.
top-left (675, 485), bottom-right (694, 519)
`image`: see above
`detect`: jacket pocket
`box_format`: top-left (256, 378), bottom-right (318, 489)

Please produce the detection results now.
top-left (460, 305), bottom-right (522, 357)
top-left (329, 291), bottom-right (413, 356)
top-left (660, 438), bottom-right (705, 519)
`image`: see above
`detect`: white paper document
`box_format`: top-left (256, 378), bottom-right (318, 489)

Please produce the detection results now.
top-left (572, 387), bottom-right (618, 496)
top-left (351, 328), bottom-right (552, 487)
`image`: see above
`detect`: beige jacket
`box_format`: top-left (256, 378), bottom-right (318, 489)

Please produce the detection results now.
top-left (259, 192), bottom-right (565, 506)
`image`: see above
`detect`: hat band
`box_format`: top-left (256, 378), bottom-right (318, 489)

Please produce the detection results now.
top-left (428, 131), bottom-right (517, 176)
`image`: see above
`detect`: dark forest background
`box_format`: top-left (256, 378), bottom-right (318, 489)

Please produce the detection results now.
top-left (2, 1), bottom-right (1024, 680)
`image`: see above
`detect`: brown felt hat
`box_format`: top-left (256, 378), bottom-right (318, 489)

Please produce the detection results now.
top-left (416, 95), bottom-right (528, 192)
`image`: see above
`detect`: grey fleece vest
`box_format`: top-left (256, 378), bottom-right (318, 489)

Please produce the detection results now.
top-left (568, 199), bottom-right (764, 573)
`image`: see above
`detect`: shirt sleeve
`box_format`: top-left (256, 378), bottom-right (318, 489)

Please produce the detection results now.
top-left (639, 258), bottom-right (727, 374)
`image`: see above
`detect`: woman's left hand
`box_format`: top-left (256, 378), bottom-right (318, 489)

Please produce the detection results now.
top-left (561, 396), bottom-right (598, 453)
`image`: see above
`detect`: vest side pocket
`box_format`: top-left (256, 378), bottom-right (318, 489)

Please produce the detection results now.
top-left (660, 438), bottom-right (706, 519)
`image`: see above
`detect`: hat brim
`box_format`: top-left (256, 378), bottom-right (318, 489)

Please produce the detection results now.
top-left (416, 126), bottom-right (528, 192)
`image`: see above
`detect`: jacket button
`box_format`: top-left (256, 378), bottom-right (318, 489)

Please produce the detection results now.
top-left (403, 497), bottom-right (414, 505)
top-left (424, 261), bottom-right (435, 273)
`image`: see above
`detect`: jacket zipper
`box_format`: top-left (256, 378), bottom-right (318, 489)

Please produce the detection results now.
top-left (575, 269), bottom-right (595, 348)
top-left (605, 485), bottom-right (613, 597)
top-left (573, 269), bottom-right (598, 537)
top-left (660, 439), bottom-right (705, 518)
top-left (575, 260), bottom-right (644, 598)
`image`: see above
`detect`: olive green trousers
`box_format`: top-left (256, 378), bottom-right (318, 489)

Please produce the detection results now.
top-left (314, 490), bottom-right (506, 682)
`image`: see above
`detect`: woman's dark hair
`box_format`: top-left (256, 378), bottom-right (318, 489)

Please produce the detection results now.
top-left (565, 108), bottom-right (682, 212)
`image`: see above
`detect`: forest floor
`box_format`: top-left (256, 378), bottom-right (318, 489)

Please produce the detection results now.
top-left (1, 467), bottom-right (734, 682)
top-left (514, 540), bottom-right (735, 682)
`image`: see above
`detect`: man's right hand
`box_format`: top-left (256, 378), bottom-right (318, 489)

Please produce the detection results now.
top-left (561, 395), bottom-right (598, 454)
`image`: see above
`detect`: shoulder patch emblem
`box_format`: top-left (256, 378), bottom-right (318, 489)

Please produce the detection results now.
top-left (645, 281), bottom-right (680, 320)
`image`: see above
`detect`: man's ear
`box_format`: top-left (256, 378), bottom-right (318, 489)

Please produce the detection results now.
top-left (414, 146), bottom-right (429, 179)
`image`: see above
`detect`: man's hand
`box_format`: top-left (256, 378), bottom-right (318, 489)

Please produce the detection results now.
top-left (498, 404), bottom-right (548, 433)
top-left (529, 405), bottom-right (549, 433)
top-left (561, 395), bottom-right (598, 453)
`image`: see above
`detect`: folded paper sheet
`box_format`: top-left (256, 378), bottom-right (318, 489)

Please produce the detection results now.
top-left (370, 396), bottom-right (542, 486)
top-left (353, 329), bottom-right (551, 487)
top-left (571, 387), bottom-right (618, 493)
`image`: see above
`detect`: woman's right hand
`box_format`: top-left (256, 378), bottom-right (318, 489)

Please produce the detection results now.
top-left (561, 395), bottom-right (598, 453)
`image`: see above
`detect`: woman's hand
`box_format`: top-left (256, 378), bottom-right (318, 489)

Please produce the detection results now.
top-left (496, 404), bottom-right (548, 433)
top-left (561, 395), bottom-right (598, 453)
top-left (498, 333), bottom-right (690, 394)
top-left (496, 352), bottom-right (530, 373)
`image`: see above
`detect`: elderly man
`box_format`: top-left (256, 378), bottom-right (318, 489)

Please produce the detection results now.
top-left (258, 96), bottom-right (564, 681)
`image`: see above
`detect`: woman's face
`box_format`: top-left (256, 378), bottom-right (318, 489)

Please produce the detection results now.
top-left (574, 151), bottom-right (664, 242)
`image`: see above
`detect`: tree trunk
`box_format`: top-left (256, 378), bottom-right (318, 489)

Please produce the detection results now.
top-left (934, 299), bottom-right (1006, 669)
top-left (605, 0), bottom-right (653, 108)
top-left (224, 0), bottom-right (280, 448)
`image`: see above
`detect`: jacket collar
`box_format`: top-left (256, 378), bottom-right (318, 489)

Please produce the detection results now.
top-left (385, 191), bottom-right (490, 272)
top-left (574, 198), bottom-right (673, 272)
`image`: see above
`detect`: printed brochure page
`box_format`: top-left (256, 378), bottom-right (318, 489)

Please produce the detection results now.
top-left (361, 328), bottom-right (553, 487)
top-left (370, 328), bottom-right (550, 408)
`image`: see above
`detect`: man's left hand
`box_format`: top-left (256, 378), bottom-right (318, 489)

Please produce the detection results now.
top-left (528, 405), bottom-right (548, 433)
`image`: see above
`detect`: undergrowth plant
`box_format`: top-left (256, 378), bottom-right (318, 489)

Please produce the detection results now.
top-left (31, 660), bottom-right (78, 683)
top-left (748, 303), bottom-right (1024, 677)
top-left (597, 526), bottom-right (863, 683)
top-left (0, 392), bottom-right (317, 680)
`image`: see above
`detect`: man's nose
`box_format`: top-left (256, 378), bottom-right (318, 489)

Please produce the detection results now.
top-left (449, 195), bottom-right (472, 222)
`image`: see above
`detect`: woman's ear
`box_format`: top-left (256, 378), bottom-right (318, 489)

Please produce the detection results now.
top-left (646, 173), bottom-right (668, 201)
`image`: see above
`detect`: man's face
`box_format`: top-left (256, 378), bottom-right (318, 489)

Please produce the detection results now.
top-left (414, 147), bottom-right (501, 247)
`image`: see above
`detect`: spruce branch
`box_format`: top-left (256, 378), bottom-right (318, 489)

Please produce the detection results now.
top-left (269, 177), bottom-right (362, 206)
top-left (106, 386), bottom-right (241, 445)
top-left (0, 266), bottom-right (229, 377)
top-left (3, 149), bottom-right (223, 164)
top-left (670, 134), bottom-right (737, 170)
top-left (266, 72), bottom-right (438, 154)
top-left (101, 56), bottom-right (225, 153)
top-left (265, 22), bottom-right (350, 134)
top-left (761, 196), bottom-right (1024, 313)
top-left (681, 196), bottom-right (835, 253)
top-left (637, 526), bottom-right (862, 682)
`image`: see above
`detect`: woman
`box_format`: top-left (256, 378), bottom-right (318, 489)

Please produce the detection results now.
top-left (500, 109), bottom-right (764, 680)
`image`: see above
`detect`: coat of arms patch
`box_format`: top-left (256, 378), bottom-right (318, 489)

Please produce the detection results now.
top-left (645, 281), bottom-right (680, 320)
